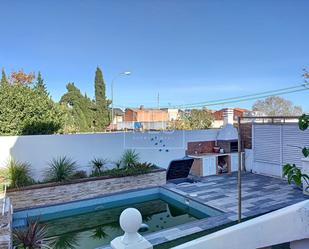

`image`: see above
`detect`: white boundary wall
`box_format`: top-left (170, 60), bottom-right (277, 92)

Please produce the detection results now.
top-left (172, 200), bottom-right (309, 249)
top-left (0, 130), bottom-right (219, 181)
top-left (252, 123), bottom-right (309, 177)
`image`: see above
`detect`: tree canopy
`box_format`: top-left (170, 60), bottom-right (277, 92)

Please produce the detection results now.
top-left (171, 108), bottom-right (214, 130)
top-left (60, 83), bottom-right (96, 133)
top-left (59, 67), bottom-right (111, 133)
top-left (0, 70), bottom-right (63, 135)
top-left (252, 96), bottom-right (303, 116)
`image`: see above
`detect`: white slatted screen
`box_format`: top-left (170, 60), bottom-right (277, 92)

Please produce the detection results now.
top-left (253, 123), bottom-right (309, 177)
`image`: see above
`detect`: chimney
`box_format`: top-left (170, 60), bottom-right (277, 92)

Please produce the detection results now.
top-left (223, 108), bottom-right (234, 126)
top-left (139, 105), bottom-right (144, 110)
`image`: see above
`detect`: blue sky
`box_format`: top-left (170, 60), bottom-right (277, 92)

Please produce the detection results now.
top-left (0, 0), bottom-right (308, 111)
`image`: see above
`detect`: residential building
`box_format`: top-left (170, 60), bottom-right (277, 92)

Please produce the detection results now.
top-left (124, 106), bottom-right (168, 122)
top-left (112, 108), bottom-right (124, 124)
top-left (212, 108), bottom-right (251, 128)
top-left (160, 108), bottom-right (180, 121)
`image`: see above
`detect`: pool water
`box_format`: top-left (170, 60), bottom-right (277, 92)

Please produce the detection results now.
top-left (13, 188), bottom-right (222, 249)
top-left (40, 198), bottom-right (208, 249)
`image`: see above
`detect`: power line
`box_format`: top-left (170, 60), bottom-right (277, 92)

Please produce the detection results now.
top-left (173, 83), bottom-right (307, 108)
top-left (176, 87), bottom-right (309, 109)
top-left (113, 82), bottom-right (309, 109)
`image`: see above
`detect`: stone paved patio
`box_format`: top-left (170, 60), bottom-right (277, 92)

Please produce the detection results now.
top-left (165, 172), bottom-right (307, 221)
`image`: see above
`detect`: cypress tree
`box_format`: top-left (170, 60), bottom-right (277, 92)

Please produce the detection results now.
top-left (35, 71), bottom-right (48, 95)
top-left (94, 67), bottom-right (110, 130)
top-left (1, 68), bottom-right (8, 85)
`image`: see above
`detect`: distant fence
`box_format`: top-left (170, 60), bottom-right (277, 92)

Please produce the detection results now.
top-left (116, 121), bottom-right (168, 130)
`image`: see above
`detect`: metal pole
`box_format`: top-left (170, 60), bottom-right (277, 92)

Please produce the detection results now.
top-left (237, 116), bottom-right (242, 223)
top-left (110, 72), bottom-right (131, 126)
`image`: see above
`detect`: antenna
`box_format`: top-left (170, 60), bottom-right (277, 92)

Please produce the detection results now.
top-left (157, 92), bottom-right (160, 109)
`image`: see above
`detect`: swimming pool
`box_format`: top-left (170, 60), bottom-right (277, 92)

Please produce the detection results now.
top-left (13, 187), bottom-right (222, 249)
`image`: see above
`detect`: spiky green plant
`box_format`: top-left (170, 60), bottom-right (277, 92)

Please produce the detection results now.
top-left (44, 156), bottom-right (77, 182)
top-left (121, 149), bottom-right (140, 168)
top-left (114, 160), bottom-right (122, 169)
top-left (6, 159), bottom-right (34, 188)
top-left (13, 217), bottom-right (53, 249)
top-left (90, 158), bottom-right (108, 175)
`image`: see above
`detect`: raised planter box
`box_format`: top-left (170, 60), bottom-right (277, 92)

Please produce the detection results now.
top-left (7, 168), bottom-right (166, 210)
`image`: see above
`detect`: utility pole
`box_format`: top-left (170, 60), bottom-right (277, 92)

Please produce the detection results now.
top-left (111, 71), bottom-right (131, 125)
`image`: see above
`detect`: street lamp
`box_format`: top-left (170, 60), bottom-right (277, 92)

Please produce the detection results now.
top-left (111, 71), bottom-right (131, 125)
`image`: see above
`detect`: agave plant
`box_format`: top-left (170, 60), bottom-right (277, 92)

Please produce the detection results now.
top-left (121, 149), bottom-right (140, 168)
top-left (44, 156), bottom-right (77, 182)
top-left (13, 217), bottom-right (53, 249)
top-left (114, 160), bottom-right (122, 169)
top-left (90, 158), bottom-right (108, 175)
top-left (6, 159), bottom-right (34, 188)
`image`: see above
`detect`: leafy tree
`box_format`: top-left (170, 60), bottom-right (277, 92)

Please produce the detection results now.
top-left (94, 67), bottom-right (110, 130)
top-left (252, 96), bottom-right (302, 116)
top-left (0, 71), bottom-right (63, 135)
top-left (60, 83), bottom-right (96, 132)
top-left (171, 109), bottom-right (214, 130)
top-left (10, 69), bottom-right (35, 85)
top-left (1, 68), bottom-right (8, 85)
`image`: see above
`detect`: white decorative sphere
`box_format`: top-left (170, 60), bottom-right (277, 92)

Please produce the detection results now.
top-left (120, 208), bottom-right (142, 233)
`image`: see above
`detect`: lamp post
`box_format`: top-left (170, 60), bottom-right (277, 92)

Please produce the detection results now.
top-left (111, 71), bottom-right (131, 125)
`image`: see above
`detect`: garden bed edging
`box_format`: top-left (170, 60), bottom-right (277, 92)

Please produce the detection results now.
top-left (7, 169), bottom-right (166, 210)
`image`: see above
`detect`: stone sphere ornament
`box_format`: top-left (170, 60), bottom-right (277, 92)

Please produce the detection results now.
top-left (120, 208), bottom-right (142, 234)
top-left (111, 208), bottom-right (153, 249)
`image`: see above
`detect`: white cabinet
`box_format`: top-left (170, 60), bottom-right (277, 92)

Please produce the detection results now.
top-left (190, 153), bottom-right (243, 176)
top-left (230, 153), bottom-right (242, 172)
top-left (202, 156), bottom-right (216, 176)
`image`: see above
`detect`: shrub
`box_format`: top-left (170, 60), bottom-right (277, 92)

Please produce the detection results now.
top-left (13, 217), bottom-right (53, 249)
top-left (121, 149), bottom-right (140, 168)
top-left (72, 170), bottom-right (88, 179)
top-left (0, 74), bottom-right (64, 136)
top-left (6, 160), bottom-right (34, 188)
top-left (90, 158), bottom-right (108, 175)
top-left (44, 156), bottom-right (77, 182)
top-left (99, 161), bottom-right (155, 178)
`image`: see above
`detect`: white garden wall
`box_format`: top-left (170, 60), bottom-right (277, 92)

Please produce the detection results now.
top-left (0, 129), bottom-right (219, 181)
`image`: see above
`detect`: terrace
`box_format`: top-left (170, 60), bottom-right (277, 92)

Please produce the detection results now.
top-left (1, 112), bottom-right (309, 249)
